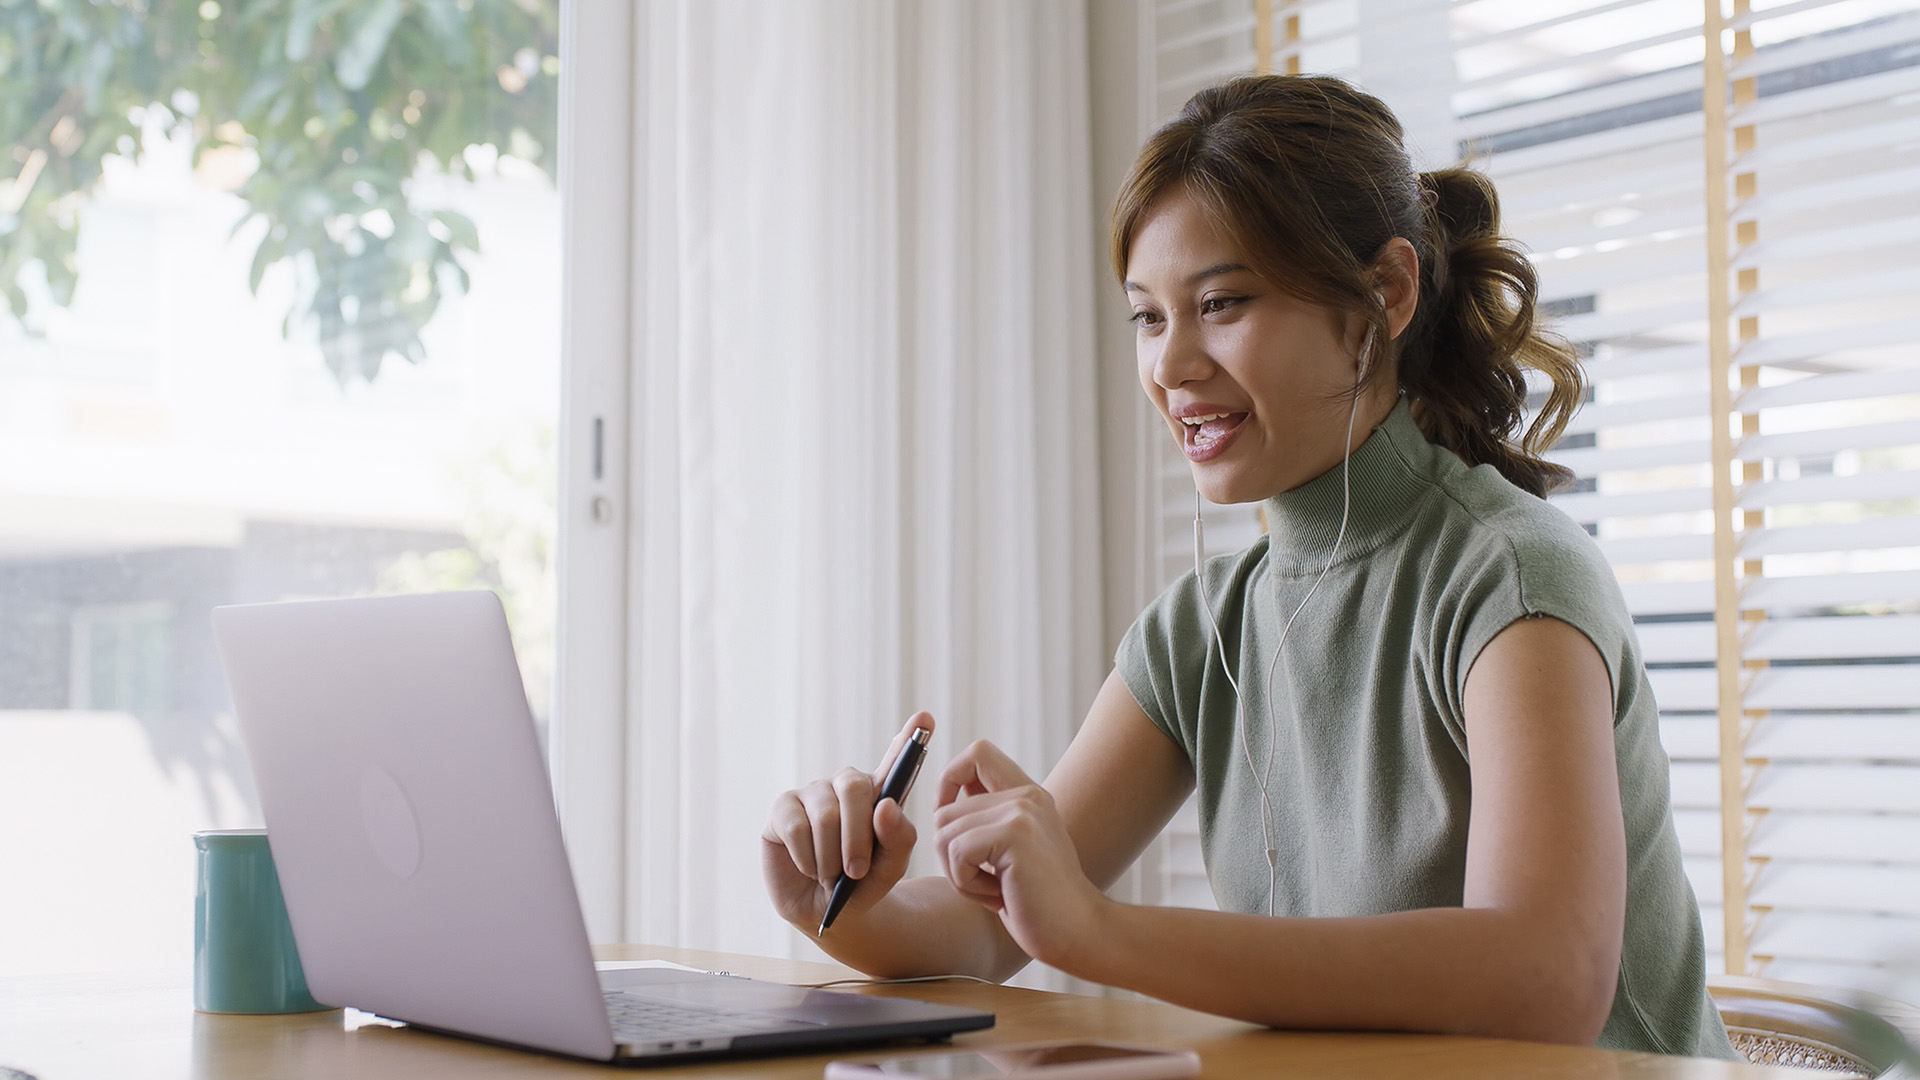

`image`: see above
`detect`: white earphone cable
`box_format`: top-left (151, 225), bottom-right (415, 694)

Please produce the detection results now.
top-left (1193, 323), bottom-right (1370, 917)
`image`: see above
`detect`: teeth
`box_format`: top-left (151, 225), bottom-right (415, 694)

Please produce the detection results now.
top-left (1181, 413), bottom-right (1229, 426)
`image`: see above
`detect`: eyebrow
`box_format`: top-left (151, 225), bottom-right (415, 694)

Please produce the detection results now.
top-left (1122, 261), bottom-right (1252, 293)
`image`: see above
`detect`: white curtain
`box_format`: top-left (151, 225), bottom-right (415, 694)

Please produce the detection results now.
top-left (622, 0), bottom-right (1106, 972)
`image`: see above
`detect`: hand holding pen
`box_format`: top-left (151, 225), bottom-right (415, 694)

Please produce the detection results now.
top-left (819, 725), bottom-right (931, 933)
top-left (760, 715), bottom-right (935, 938)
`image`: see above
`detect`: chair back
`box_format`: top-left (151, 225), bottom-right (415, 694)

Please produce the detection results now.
top-left (1709, 975), bottom-right (1918, 1078)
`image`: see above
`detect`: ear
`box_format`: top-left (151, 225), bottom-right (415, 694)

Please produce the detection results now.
top-left (1372, 238), bottom-right (1420, 342)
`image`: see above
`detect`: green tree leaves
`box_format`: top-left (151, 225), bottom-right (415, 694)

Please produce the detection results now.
top-left (0, 0), bottom-right (557, 383)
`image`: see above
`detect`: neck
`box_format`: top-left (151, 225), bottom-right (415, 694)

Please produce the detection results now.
top-left (1258, 397), bottom-right (1431, 576)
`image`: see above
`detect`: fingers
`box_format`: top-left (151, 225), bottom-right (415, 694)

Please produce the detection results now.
top-left (931, 779), bottom-right (1068, 908)
top-left (866, 797), bottom-right (919, 889)
top-left (763, 789), bottom-right (819, 882)
top-left (871, 711), bottom-right (936, 788)
top-left (799, 782), bottom-right (843, 887)
top-left (831, 767), bottom-right (875, 879)
top-left (935, 738), bottom-right (1037, 809)
top-left (761, 713), bottom-right (936, 892)
top-left (936, 798), bottom-right (1025, 909)
top-left (944, 829), bottom-right (1007, 907)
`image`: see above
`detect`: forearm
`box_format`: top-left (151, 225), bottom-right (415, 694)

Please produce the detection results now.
top-left (810, 876), bottom-right (1029, 982)
top-left (1065, 901), bottom-right (1615, 1045)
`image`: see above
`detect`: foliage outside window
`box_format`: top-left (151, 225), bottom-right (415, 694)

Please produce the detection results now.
top-left (1, 0), bottom-right (558, 382)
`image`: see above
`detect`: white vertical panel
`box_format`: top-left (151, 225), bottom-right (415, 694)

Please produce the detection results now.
top-left (555, 0), bottom-right (634, 945)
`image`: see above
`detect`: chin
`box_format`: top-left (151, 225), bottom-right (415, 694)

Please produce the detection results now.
top-left (1190, 469), bottom-right (1268, 507)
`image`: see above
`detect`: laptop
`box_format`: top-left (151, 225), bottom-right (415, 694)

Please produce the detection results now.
top-left (210, 590), bottom-right (993, 1064)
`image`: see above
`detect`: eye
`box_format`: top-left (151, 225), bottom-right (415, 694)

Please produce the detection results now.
top-left (1128, 308), bottom-right (1163, 330)
top-left (1201, 294), bottom-right (1247, 315)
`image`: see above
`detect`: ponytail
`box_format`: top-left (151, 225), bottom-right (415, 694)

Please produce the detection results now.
top-left (1399, 168), bottom-right (1584, 496)
top-left (1111, 75), bottom-right (1586, 497)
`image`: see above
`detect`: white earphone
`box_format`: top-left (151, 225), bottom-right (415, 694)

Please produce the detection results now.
top-left (1191, 298), bottom-right (1380, 916)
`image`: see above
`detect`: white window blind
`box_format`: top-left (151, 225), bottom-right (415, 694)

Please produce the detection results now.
top-left (1136, 0), bottom-right (1920, 1004)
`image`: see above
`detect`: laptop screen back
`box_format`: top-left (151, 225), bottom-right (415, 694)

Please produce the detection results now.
top-left (212, 591), bottom-right (616, 1060)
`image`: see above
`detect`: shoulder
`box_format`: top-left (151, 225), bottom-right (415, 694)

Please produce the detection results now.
top-left (1449, 463), bottom-right (1621, 612)
top-left (1415, 450), bottom-right (1634, 701)
top-left (1133, 540), bottom-right (1266, 646)
top-left (1115, 538), bottom-right (1267, 753)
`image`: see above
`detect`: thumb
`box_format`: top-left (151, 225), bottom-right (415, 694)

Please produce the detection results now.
top-left (867, 797), bottom-right (918, 887)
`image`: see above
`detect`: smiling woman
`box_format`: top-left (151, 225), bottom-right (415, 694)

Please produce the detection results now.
top-left (760, 73), bottom-right (1741, 1060)
top-left (1112, 76), bottom-right (1586, 504)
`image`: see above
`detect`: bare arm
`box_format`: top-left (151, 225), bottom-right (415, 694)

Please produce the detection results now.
top-left (936, 615), bottom-right (1626, 1044)
top-left (760, 671), bottom-right (1194, 979)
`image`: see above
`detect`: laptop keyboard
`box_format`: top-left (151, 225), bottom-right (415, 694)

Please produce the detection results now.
top-left (602, 990), bottom-right (813, 1045)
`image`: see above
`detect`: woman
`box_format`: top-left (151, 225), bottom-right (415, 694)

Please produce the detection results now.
top-left (761, 74), bottom-right (1736, 1058)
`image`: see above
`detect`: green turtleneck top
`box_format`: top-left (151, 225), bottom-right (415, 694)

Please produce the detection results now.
top-left (1116, 398), bottom-right (1736, 1059)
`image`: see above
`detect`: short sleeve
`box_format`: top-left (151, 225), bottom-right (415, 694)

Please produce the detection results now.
top-left (1116, 572), bottom-right (1202, 764)
top-left (1113, 545), bottom-right (1266, 768)
top-left (1451, 506), bottom-right (1636, 725)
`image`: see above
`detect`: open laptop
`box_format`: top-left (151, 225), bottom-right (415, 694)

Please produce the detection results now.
top-left (209, 590), bottom-right (993, 1064)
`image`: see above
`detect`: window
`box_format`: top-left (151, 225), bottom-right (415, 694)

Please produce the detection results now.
top-left (69, 602), bottom-right (173, 716)
top-left (0, 4), bottom-right (562, 976)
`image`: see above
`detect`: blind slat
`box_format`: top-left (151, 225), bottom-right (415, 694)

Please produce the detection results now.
top-left (1734, 265), bottom-right (1920, 320)
top-left (1622, 579), bottom-right (1715, 615)
top-left (1581, 343), bottom-right (1707, 383)
top-left (1750, 616), bottom-right (1920, 662)
top-left (1733, 315), bottom-right (1920, 368)
top-left (1550, 440), bottom-right (1710, 475)
top-left (1747, 568), bottom-right (1920, 610)
top-left (1550, 485), bottom-right (1710, 524)
top-left (1536, 249), bottom-right (1705, 310)
top-left (1596, 532), bottom-right (1714, 565)
top-left (1461, 65), bottom-right (1700, 139)
top-left (1455, 24), bottom-right (1704, 96)
top-left (1737, 114), bottom-right (1920, 172)
top-left (1751, 911), bottom-right (1920, 966)
top-left (1751, 862), bottom-right (1920, 918)
top-left (1500, 160), bottom-right (1699, 218)
top-left (1735, 63), bottom-right (1920, 128)
top-left (1651, 670), bottom-right (1719, 712)
top-left (1744, 469), bottom-right (1920, 512)
top-left (1752, 815), bottom-right (1920, 867)
top-left (1666, 714), bottom-right (1920, 759)
top-left (1740, 366), bottom-right (1920, 415)
top-left (1482, 113), bottom-right (1702, 177)
top-left (1739, 163), bottom-right (1920, 223)
top-left (1741, 418), bottom-right (1920, 463)
top-left (1563, 390), bottom-right (1711, 437)
top-left (1744, 515), bottom-right (1920, 559)
top-left (1748, 668), bottom-right (1920, 712)
top-left (1735, 213), bottom-right (1920, 272)
top-left (1729, 10), bottom-right (1920, 82)
top-left (1553, 299), bottom-right (1703, 344)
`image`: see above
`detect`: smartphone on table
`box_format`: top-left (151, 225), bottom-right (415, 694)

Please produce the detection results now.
top-left (824, 1041), bottom-right (1201, 1079)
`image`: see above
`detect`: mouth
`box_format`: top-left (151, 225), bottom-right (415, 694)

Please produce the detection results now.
top-left (1176, 410), bottom-right (1250, 463)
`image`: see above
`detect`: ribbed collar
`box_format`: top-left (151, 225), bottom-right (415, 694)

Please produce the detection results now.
top-left (1259, 397), bottom-right (1437, 577)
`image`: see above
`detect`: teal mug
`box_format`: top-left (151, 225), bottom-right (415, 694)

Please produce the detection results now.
top-left (192, 829), bottom-right (329, 1014)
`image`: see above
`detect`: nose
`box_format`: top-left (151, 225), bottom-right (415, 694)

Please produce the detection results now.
top-left (1151, 314), bottom-right (1213, 391)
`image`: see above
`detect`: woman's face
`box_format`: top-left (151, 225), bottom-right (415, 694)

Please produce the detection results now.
top-left (1124, 189), bottom-right (1395, 505)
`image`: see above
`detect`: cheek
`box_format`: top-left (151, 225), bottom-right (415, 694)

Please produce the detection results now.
top-left (1135, 339), bottom-right (1164, 396)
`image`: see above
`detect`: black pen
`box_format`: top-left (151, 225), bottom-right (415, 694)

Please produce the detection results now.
top-left (818, 727), bottom-right (931, 935)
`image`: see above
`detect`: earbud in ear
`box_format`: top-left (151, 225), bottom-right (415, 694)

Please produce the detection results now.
top-left (1356, 291), bottom-right (1387, 382)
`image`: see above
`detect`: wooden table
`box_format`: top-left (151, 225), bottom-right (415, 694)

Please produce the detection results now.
top-left (0, 945), bottom-right (1816, 1079)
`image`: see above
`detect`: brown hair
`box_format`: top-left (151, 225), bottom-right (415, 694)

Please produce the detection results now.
top-left (1110, 74), bottom-right (1584, 497)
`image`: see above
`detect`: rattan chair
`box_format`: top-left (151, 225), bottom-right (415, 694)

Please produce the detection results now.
top-left (1709, 975), bottom-right (1919, 1078)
